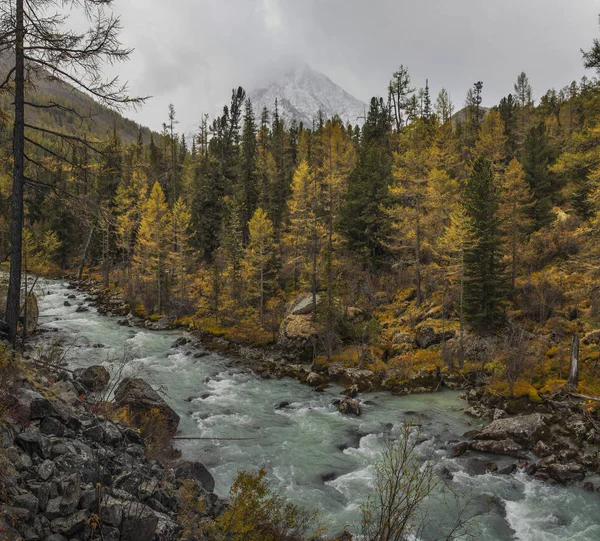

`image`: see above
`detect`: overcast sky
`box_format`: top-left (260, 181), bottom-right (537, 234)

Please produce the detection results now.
top-left (107, 0), bottom-right (600, 133)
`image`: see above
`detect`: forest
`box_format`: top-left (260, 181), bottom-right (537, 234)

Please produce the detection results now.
top-left (2, 22), bottom-right (600, 405)
top-left (3, 2), bottom-right (600, 540)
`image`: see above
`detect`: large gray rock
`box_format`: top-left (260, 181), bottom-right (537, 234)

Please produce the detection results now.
top-left (468, 439), bottom-right (524, 458)
top-left (50, 509), bottom-right (89, 537)
top-left (290, 295), bottom-right (320, 316)
top-left (536, 463), bottom-right (586, 484)
top-left (73, 365), bottom-right (110, 393)
top-left (415, 321), bottom-right (456, 349)
top-left (474, 414), bottom-right (550, 447)
top-left (113, 378), bottom-right (180, 437)
top-left (58, 474), bottom-right (82, 516)
top-left (17, 389), bottom-right (54, 421)
top-left (278, 314), bottom-right (317, 361)
top-left (175, 461), bottom-right (215, 493)
top-left (338, 398), bottom-right (361, 416)
top-left (120, 502), bottom-right (159, 541)
top-left (16, 428), bottom-right (52, 459)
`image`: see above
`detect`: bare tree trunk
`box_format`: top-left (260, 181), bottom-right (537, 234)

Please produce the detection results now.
top-left (259, 263), bottom-right (264, 324)
top-left (311, 175), bottom-right (318, 319)
top-left (6, 0), bottom-right (25, 345)
top-left (415, 210), bottom-right (422, 307)
top-left (77, 226), bottom-right (95, 280)
top-left (568, 333), bottom-right (579, 389)
top-left (511, 201), bottom-right (517, 290)
top-left (157, 253), bottom-right (162, 314)
top-left (459, 252), bottom-right (465, 370)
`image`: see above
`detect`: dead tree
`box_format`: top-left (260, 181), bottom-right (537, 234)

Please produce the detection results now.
top-left (0, 0), bottom-right (146, 345)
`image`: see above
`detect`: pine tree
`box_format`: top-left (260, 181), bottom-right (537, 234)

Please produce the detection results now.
top-left (244, 208), bottom-right (275, 323)
top-left (114, 168), bottom-right (148, 282)
top-left (286, 161), bottom-right (321, 298)
top-left (218, 198), bottom-right (245, 302)
top-left (463, 156), bottom-right (507, 330)
top-left (439, 207), bottom-right (475, 368)
top-left (435, 88), bottom-right (454, 125)
top-left (388, 65), bottom-right (415, 132)
top-left (388, 119), bottom-right (436, 306)
top-left (522, 122), bottom-right (557, 229)
top-left (170, 197), bottom-right (192, 303)
top-left (318, 119), bottom-right (355, 357)
top-left (238, 99), bottom-right (259, 243)
top-left (500, 159), bottom-right (533, 290)
top-left (134, 182), bottom-right (171, 313)
top-left (475, 109), bottom-right (507, 172)
top-left (339, 98), bottom-right (393, 270)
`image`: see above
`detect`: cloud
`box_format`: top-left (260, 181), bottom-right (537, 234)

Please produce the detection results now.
top-left (262, 0), bottom-right (283, 31)
top-left (103, 0), bottom-right (600, 133)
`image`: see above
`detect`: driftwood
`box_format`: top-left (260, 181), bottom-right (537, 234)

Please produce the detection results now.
top-left (568, 392), bottom-right (600, 402)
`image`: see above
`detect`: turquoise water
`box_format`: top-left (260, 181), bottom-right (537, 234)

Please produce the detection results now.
top-left (35, 280), bottom-right (600, 540)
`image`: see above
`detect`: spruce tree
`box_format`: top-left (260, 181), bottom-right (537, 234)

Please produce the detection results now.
top-left (464, 156), bottom-right (507, 330)
top-left (339, 98), bottom-right (393, 269)
top-left (238, 99), bottom-right (259, 243)
top-left (521, 122), bottom-right (557, 229)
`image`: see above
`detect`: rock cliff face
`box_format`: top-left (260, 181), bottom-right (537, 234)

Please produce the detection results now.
top-left (0, 365), bottom-right (224, 541)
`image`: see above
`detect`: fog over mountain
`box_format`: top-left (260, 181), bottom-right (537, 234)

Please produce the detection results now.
top-left (249, 63), bottom-right (367, 127)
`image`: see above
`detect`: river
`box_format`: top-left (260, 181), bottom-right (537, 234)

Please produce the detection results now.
top-left (34, 279), bottom-right (600, 540)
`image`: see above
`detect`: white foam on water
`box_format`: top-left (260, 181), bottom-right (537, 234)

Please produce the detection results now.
top-left (343, 433), bottom-right (383, 462)
top-left (326, 466), bottom-right (375, 498)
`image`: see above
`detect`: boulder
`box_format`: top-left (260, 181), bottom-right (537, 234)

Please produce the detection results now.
top-left (175, 461), bottom-right (215, 493)
top-left (474, 414), bottom-right (550, 447)
top-left (113, 378), bottom-right (180, 437)
top-left (327, 364), bottom-right (379, 392)
top-left (467, 459), bottom-right (498, 475)
top-left (415, 321), bottom-right (456, 349)
top-left (306, 372), bottom-right (324, 387)
top-left (73, 365), bottom-right (110, 393)
top-left (468, 439), bottom-right (524, 458)
top-left (50, 510), bottom-right (89, 537)
top-left (40, 417), bottom-right (66, 438)
top-left (120, 502), bottom-right (159, 541)
top-left (16, 428), bottom-right (52, 459)
top-left (451, 442), bottom-right (469, 458)
top-left (58, 474), bottom-right (82, 516)
top-left (17, 389), bottom-right (54, 421)
top-left (290, 295), bottom-right (319, 316)
top-left (172, 337), bottom-right (190, 348)
top-left (338, 398), bottom-right (361, 416)
top-left (144, 317), bottom-right (174, 331)
top-left (278, 314), bottom-right (317, 361)
top-left (536, 463), bottom-right (585, 484)
top-left (532, 440), bottom-right (552, 458)
top-left (341, 385), bottom-right (359, 398)
top-left (12, 493), bottom-right (38, 514)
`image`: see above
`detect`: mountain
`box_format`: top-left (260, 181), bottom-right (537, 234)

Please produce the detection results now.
top-left (0, 54), bottom-right (152, 145)
top-left (249, 64), bottom-right (367, 128)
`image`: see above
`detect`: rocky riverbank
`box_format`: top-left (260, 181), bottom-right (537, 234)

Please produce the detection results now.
top-left (451, 387), bottom-right (600, 489)
top-left (0, 359), bottom-right (225, 541)
top-left (68, 277), bottom-right (600, 491)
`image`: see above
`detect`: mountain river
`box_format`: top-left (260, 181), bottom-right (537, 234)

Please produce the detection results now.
top-left (33, 279), bottom-right (600, 540)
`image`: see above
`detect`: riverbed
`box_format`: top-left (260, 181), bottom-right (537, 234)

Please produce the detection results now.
top-left (34, 279), bottom-right (600, 540)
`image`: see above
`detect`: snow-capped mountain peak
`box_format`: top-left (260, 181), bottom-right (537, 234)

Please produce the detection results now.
top-left (249, 64), bottom-right (366, 127)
